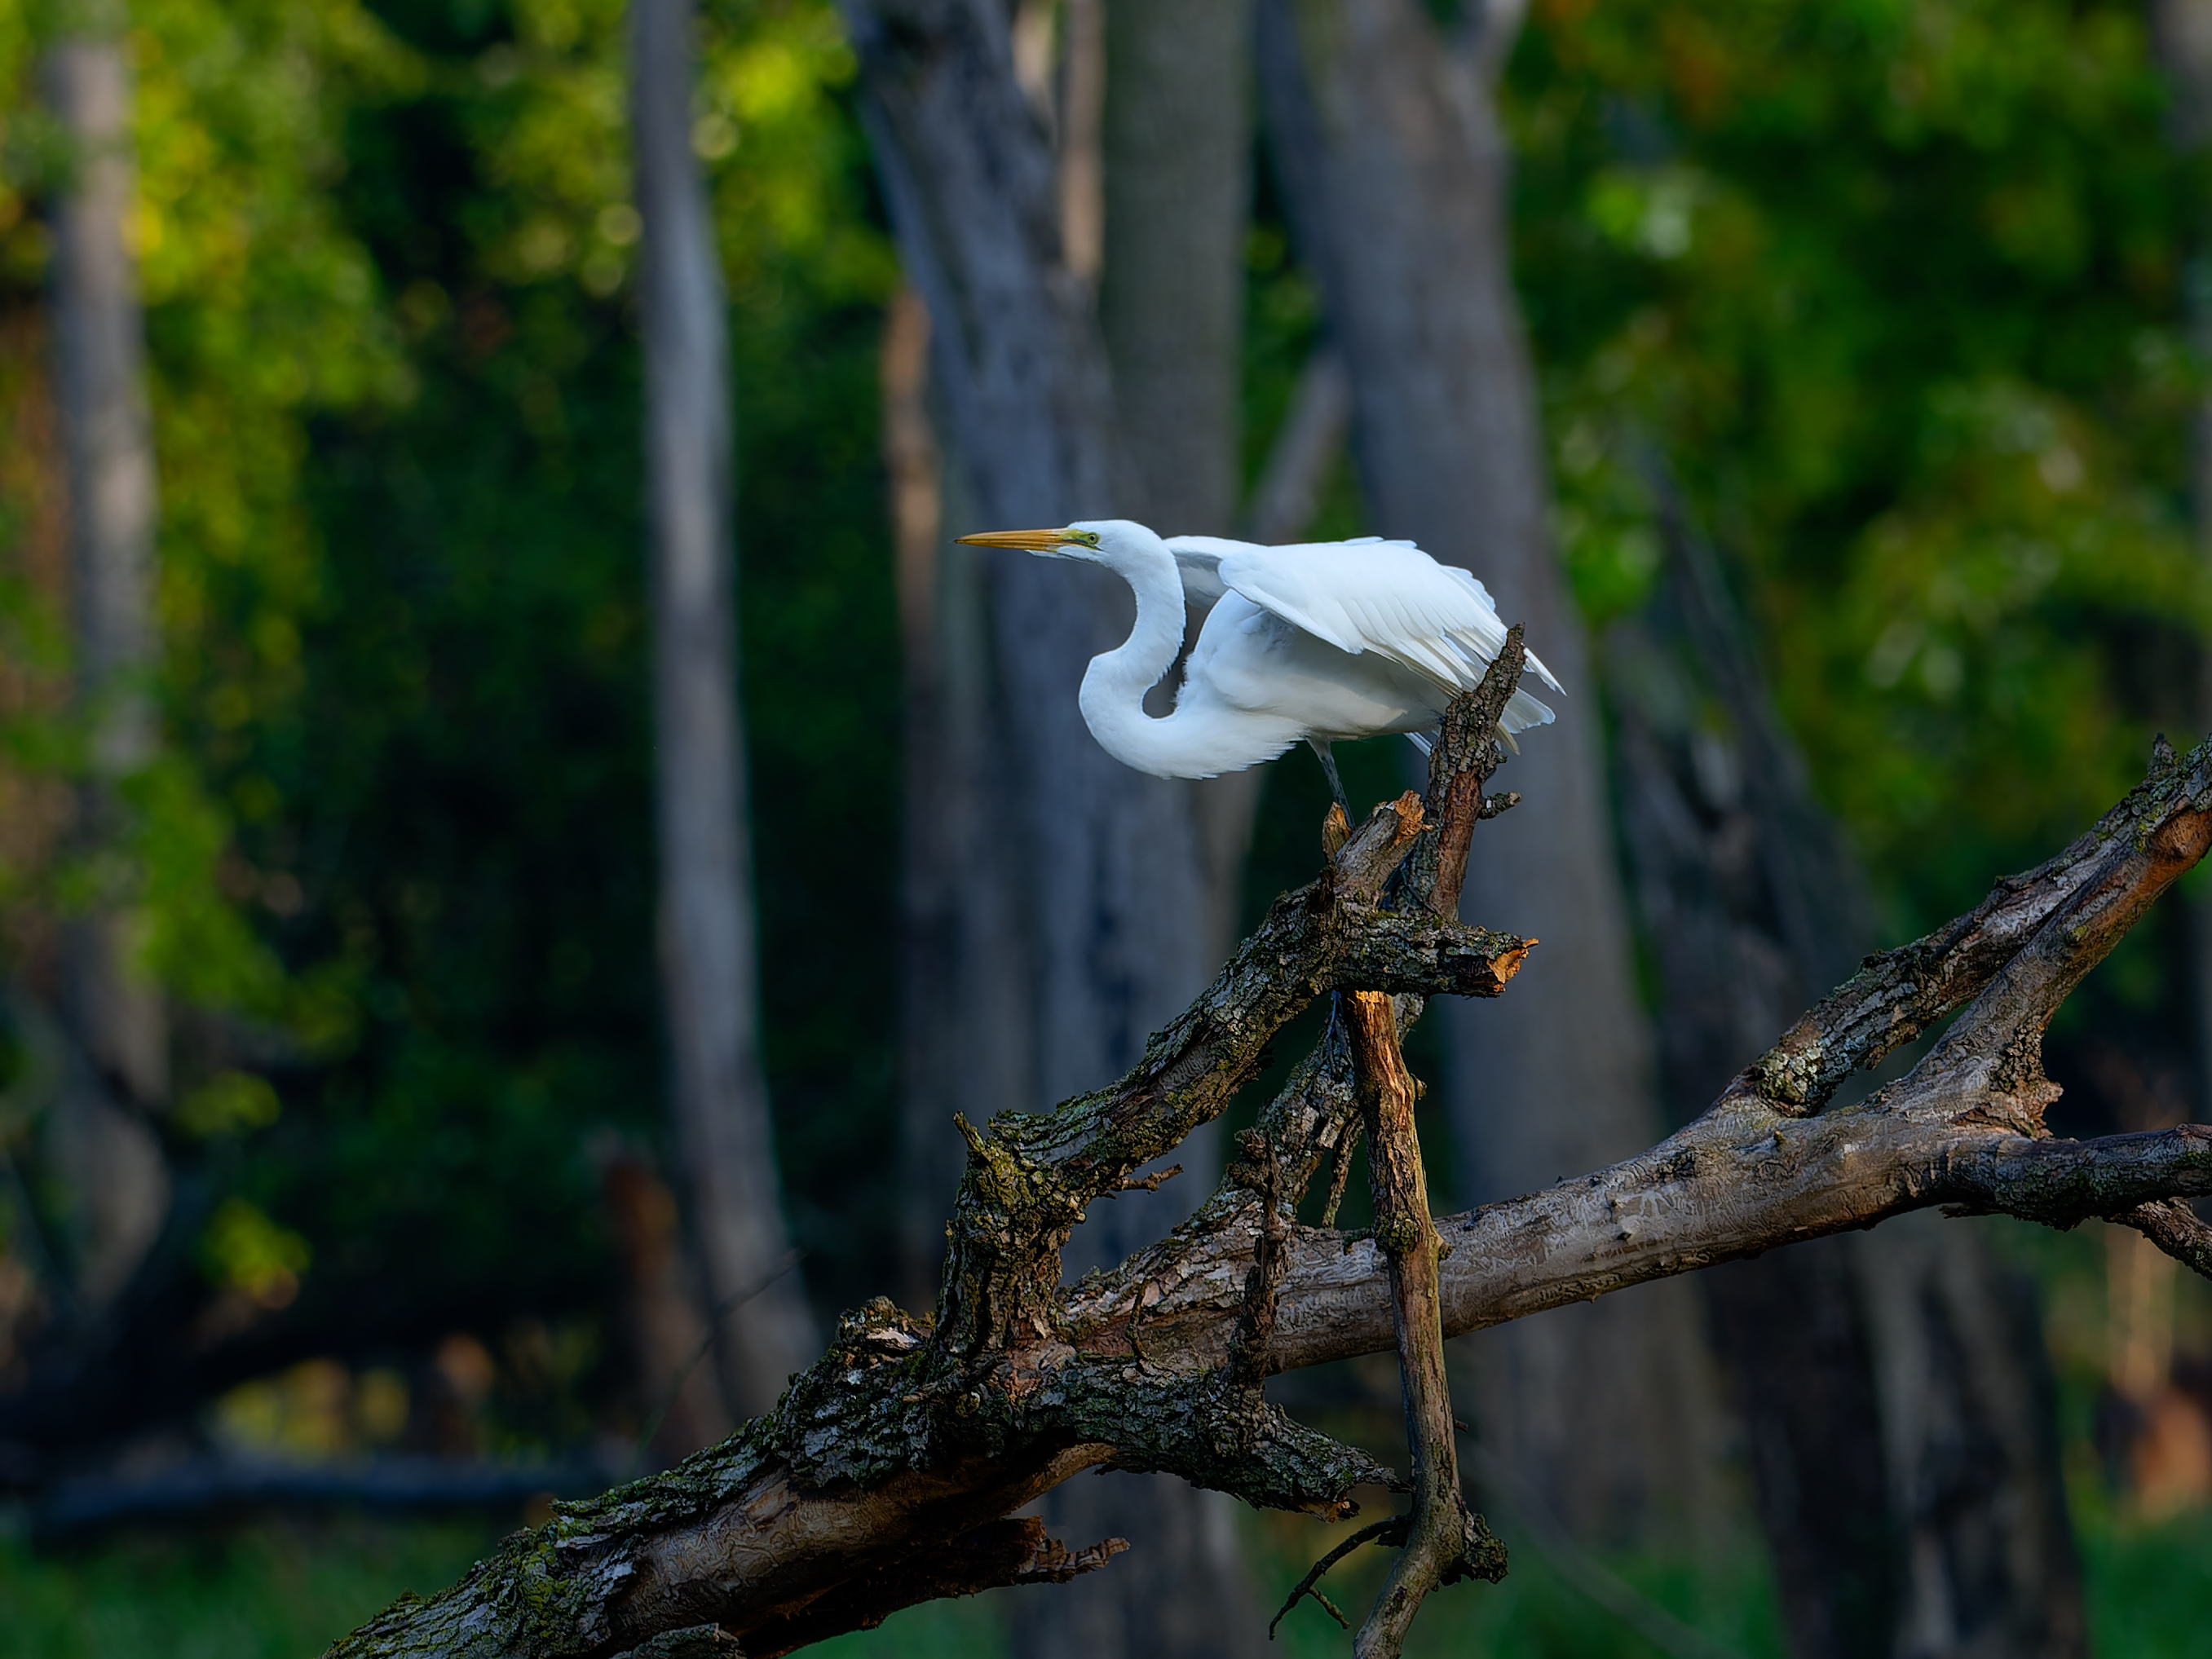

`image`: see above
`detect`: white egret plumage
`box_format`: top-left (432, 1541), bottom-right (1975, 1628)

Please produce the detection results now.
top-left (956, 518), bottom-right (1560, 801)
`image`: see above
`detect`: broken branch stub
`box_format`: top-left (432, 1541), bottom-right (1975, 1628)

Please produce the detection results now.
top-left (1405, 621), bottom-right (1526, 918)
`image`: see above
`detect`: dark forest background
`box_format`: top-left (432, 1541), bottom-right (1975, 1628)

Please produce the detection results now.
top-left (5, 0), bottom-right (2212, 1653)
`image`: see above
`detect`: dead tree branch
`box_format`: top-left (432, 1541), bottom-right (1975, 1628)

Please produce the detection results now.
top-left (1322, 627), bottom-right (1524, 1654)
top-left (331, 717), bottom-right (2212, 1656)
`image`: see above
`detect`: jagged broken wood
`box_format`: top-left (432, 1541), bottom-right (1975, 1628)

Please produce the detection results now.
top-left (332, 682), bottom-right (2212, 1656)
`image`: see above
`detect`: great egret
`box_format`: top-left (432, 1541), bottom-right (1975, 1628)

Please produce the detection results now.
top-left (956, 519), bottom-right (1560, 802)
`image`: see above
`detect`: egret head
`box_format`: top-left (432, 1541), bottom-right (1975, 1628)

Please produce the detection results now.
top-left (955, 523), bottom-right (1106, 562)
top-left (956, 519), bottom-right (1172, 568)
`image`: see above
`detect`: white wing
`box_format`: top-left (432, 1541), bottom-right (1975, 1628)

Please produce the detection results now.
top-left (1208, 538), bottom-right (1565, 717)
top-left (1167, 533), bottom-right (1411, 608)
top-left (1163, 534), bottom-right (1242, 603)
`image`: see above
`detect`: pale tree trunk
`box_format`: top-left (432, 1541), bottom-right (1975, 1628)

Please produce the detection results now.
top-left (885, 285), bottom-right (959, 1307)
top-left (854, 0), bottom-right (1212, 1300)
top-left (1101, 0), bottom-right (1263, 966)
top-left (886, 290), bottom-right (1035, 1313)
top-left (43, 23), bottom-right (169, 1311)
top-left (1098, 0), bottom-right (1248, 540)
top-left (633, 0), bottom-right (815, 1420)
top-left (1255, 0), bottom-right (1727, 1541)
top-left (1010, 3), bottom-right (1265, 1654)
top-left (887, 286), bottom-right (1047, 1311)
top-left (1615, 491), bottom-right (2086, 1657)
top-left (855, 0), bottom-right (1216, 1121)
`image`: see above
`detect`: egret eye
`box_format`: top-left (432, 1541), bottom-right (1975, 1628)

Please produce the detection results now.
top-left (1066, 527), bottom-right (1102, 548)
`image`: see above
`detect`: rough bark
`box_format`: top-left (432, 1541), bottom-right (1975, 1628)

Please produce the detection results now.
top-left (42, 23), bottom-right (170, 1312)
top-left (634, 0), bottom-right (815, 1419)
top-left (1341, 986), bottom-right (1508, 1655)
top-left (1614, 482), bottom-right (2086, 1657)
top-left (329, 705), bottom-right (2212, 1659)
top-left (1256, 0), bottom-right (1722, 1540)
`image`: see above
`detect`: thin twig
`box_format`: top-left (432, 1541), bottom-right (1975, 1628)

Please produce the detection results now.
top-left (1269, 1515), bottom-right (1408, 1638)
top-left (1113, 1164), bottom-right (1183, 1194)
top-left (1318, 1116), bottom-right (1362, 1228)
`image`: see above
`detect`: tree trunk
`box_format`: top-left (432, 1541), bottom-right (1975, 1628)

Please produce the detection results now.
top-left (1856, 1215), bottom-right (2086, 1659)
top-left (1099, 0), bottom-right (1263, 971)
top-left (1255, 0), bottom-right (1725, 1542)
top-left (1613, 645), bottom-right (1899, 1659)
top-left (1614, 488), bottom-right (2086, 1657)
top-left (886, 285), bottom-right (960, 1308)
top-left (43, 24), bottom-right (170, 1311)
top-left (2149, 0), bottom-right (2212, 1124)
top-left (633, 0), bottom-right (815, 1420)
top-left (851, 0), bottom-right (1221, 1105)
top-left (1244, 348), bottom-right (1349, 547)
top-left (848, 3), bottom-right (1252, 1643)
top-left (888, 283), bottom-right (1056, 1316)
top-left (1012, 4), bottom-right (1268, 1653)
top-left (1098, 0), bottom-right (1250, 542)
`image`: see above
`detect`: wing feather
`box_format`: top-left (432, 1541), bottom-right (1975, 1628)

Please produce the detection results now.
top-left (1162, 534), bottom-right (1237, 603)
top-left (1212, 538), bottom-right (1566, 711)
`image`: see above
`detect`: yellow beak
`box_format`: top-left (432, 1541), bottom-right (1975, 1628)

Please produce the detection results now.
top-left (955, 527), bottom-right (1080, 551)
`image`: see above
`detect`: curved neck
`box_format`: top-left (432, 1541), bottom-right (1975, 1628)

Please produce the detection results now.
top-left (1076, 536), bottom-right (1194, 770)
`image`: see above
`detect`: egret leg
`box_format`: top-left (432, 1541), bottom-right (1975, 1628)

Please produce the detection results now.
top-left (1309, 739), bottom-right (1350, 818)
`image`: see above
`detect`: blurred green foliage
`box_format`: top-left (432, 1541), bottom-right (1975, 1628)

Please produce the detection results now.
top-left (0, 0), bottom-right (897, 1411)
top-left (4, 1496), bottom-right (2211, 1657)
top-left (0, 1518), bottom-right (496, 1659)
top-left (1508, 0), bottom-right (2212, 932)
